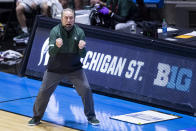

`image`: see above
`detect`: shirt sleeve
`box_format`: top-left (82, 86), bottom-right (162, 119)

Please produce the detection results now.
top-left (119, 0), bottom-right (131, 17)
top-left (108, 0), bottom-right (136, 22)
top-left (120, 0), bottom-right (137, 18)
top-left (78, 29), bottom-right (87, 58)
top-left (49, 27), bottom-right (60, 56)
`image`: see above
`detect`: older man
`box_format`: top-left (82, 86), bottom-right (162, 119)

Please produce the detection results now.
top-left (28, 8), bottom-right (99, 126)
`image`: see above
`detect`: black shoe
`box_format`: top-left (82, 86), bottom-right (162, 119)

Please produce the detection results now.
top-left (28, 118), bottom-right (41, 126)
top-left (88, 117), bottom-right (100, 126)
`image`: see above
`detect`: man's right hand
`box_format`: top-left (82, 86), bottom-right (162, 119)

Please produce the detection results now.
top-left (56, 38), bottom-right (63, 48)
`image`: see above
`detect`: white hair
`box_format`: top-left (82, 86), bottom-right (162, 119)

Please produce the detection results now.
top-left (61, 8), bottom-right (75, 18)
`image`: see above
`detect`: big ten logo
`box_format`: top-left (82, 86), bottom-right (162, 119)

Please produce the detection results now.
top-left (153, 63), bottom-right (192, 92)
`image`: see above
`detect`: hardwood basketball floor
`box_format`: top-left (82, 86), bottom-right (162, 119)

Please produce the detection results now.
top-left (0, 110), bottom-right (78, 131)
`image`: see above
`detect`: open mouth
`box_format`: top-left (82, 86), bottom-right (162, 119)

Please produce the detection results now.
top-left (65, 24), bottom-right (72, 28)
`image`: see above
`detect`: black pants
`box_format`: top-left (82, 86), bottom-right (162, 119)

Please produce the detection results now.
top-left (33, 69), bottom-right (96, 120)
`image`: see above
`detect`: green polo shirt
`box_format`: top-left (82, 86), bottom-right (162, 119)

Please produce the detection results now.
top-left (47, 24), bottom-right (87, 73)
top-left (49, 24), bottom-right (86, 58)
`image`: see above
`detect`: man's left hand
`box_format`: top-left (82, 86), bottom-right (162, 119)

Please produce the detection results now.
top-left (78, 40), bottom-right (86, 49)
